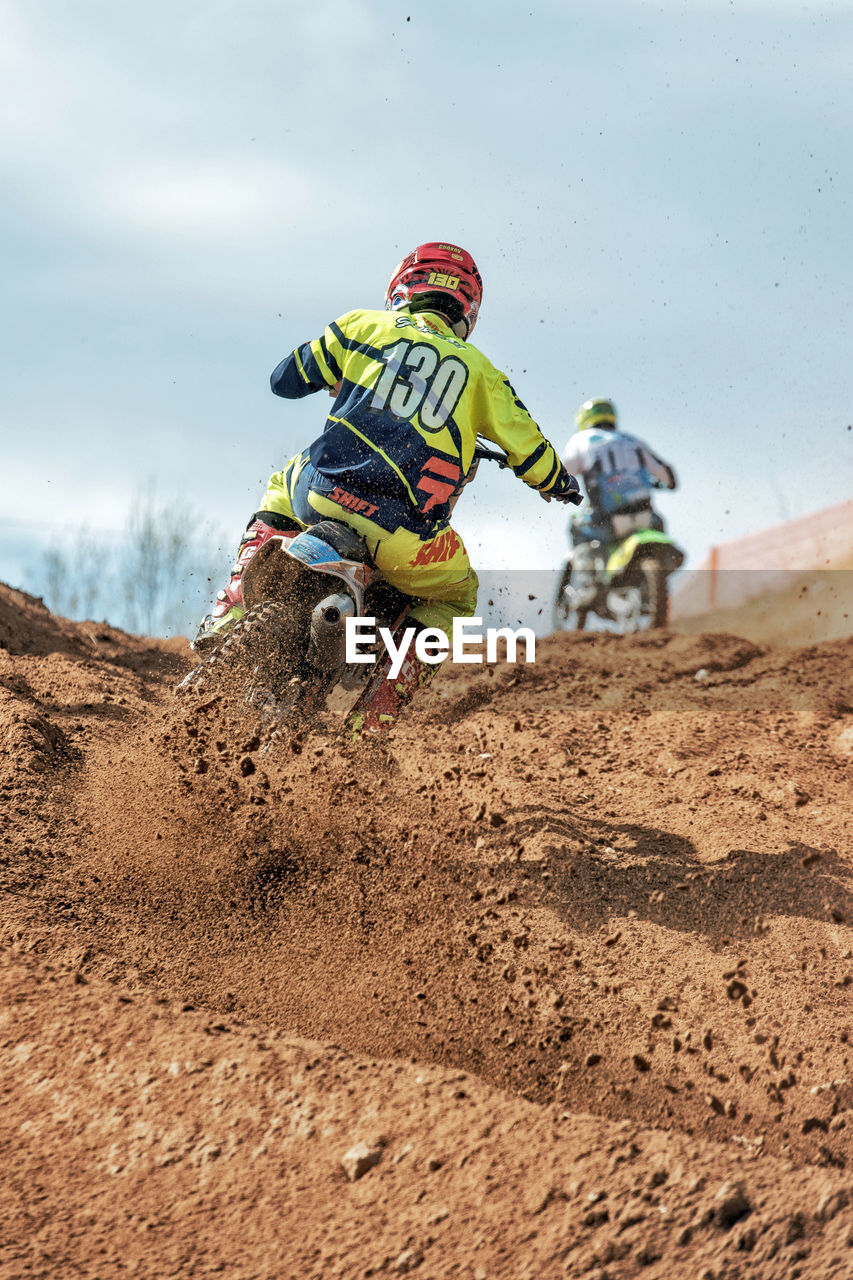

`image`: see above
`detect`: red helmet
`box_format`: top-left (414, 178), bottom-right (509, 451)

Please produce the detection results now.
top-left (385, 241), bottom-right (483, 339)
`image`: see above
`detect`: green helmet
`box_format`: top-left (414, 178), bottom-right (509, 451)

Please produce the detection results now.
top-left (575, 398), bottom-right (617, 432)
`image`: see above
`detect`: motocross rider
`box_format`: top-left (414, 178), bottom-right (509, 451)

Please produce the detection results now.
top-left (194, 241), bottom-right (581, 730)
top-left (561, 398), bottom-right (677, 549)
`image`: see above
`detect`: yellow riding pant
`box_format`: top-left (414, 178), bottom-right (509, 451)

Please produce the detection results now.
top-left (259, 454), bottom-right (479, 632)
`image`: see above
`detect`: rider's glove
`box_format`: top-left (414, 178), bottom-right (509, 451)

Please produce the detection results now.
top-left (547, 466), bottom-right (583, 506)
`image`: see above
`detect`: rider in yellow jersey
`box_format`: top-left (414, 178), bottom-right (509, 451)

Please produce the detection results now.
top-left (194, 242), bottom-right (580, 729)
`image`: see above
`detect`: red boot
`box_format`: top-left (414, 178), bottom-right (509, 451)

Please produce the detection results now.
top-left (348, 622), bottom-right (441, 735)
top-left (192, 516), bottom-right (284, 651)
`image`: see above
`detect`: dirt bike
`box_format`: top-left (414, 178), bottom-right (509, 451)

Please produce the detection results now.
top-left (177, 443), bottom-right (510, 730)
top-left (552, 503), bottom-right (684, 634)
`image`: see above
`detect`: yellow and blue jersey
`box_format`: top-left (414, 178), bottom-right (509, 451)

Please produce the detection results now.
top-left (270, 308), bottom-right (564, 535)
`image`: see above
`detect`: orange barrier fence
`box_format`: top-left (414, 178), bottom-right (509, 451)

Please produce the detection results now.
top-left (671, 497), bottom-right (853, 616)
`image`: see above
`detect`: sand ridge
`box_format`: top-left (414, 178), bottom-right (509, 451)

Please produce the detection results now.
top-left (2, 580), bottom-right (853, 1278)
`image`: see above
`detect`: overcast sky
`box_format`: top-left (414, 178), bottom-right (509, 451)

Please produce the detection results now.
top-left (2, 0), bottom-right (852, 620)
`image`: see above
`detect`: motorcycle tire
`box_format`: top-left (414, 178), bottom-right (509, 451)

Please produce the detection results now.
top-left (178, 599), bottom-right (339, 730)
top-left (639, 558), bottom-right (669, 629)
top-left (176, 600), bottom-right (295, 700)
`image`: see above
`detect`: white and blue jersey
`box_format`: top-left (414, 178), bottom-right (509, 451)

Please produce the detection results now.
top-left (561, 426), bottom-right (676, 515)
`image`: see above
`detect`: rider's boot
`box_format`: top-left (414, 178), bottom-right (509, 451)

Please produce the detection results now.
top-left (347, 622), bottom-right (441, 736)
top-left (192, 515), bottom-right (284, 652)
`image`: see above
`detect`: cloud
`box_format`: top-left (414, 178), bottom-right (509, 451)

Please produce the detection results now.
top-left (101, 156), bottom-right (317, 239)
top-left (2, 0), bottom-right (853, 601)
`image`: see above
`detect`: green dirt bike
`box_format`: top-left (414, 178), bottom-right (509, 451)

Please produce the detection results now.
top-left (552, 505), bottom-right (684, 634)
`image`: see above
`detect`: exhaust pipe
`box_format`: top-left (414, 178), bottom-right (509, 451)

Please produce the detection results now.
top-left (309, 592), bottom-right (357, 671)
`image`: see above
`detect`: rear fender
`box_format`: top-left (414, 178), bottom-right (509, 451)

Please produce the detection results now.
top-left (606, 530), bottom-right (684, 577)
top-left (283, 531), bottom-right (372, 612)
top-left (241, 533), bottom-right (370, 612)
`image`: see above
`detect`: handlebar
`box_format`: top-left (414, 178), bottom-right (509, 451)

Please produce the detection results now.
top-left (471, 438), bottom-right (581, 504)
top-left (473, 442), bottom-right (510, 468)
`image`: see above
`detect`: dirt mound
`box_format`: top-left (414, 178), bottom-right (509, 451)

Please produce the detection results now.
top-left (3, 587), bottom-right (853, 1278)
top-left (672, 567), bottom-right (853, 647)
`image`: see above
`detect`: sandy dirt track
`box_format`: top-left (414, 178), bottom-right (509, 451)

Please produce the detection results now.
top-left (2, 579), bottom-right (853, 1279)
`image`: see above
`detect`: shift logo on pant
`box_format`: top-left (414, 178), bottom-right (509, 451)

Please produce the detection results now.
top-left (329, 486), bottom-right (379, 518)
top-left (410, 528), bottom-right (462, 567)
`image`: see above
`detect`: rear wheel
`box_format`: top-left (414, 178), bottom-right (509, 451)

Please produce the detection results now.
top-left (177, 600), bottom-right (291, 697)
top-left (640, 558), bottom-right (669, 629)
top-left (178, 599), bottom-right (340, 731)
